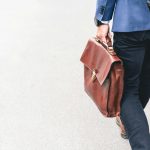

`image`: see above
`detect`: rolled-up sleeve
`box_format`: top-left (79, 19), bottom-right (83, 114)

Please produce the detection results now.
top-left (94, 0), bottom-right (116, 22)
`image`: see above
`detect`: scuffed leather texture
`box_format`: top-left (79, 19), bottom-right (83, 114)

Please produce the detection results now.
top-left (80, 37), bottom-right (124, 117)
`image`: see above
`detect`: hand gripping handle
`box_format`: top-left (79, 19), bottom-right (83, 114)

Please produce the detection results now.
top-left (94, 37), bottom-right (116, 56)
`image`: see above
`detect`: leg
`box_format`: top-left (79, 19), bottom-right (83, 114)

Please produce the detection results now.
top-left (113, 31), bottom-right (150, 150)
top-left (139, 41), bottom-right (150, 109)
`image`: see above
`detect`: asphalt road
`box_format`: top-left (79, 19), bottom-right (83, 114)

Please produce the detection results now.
top-left (0, 0), bottom-right (149, 150)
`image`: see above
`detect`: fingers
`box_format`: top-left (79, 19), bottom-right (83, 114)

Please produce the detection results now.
top-left (96, 34), bottom-right (107, 43)
top-left (106, 33), bottom-right (112, 43)
top-left (96, 33), bottom-right (112, 44)
top-left (96, 24), bottom-right (111, 44)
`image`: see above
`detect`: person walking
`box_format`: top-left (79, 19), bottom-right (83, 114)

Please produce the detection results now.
top-left (94, 0), bottom-right (150, 149)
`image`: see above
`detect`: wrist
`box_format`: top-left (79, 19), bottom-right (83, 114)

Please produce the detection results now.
top-left (95, 19), bottom-right (110, 27)
top-left (101, 20), bottom-right (110, 24)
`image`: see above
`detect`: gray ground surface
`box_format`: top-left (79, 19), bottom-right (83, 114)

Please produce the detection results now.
top-left (0, 0), bottom-right (149, 150)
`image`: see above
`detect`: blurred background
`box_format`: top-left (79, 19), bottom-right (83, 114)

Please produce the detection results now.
top-left (0, 0), bottom-right (149, 150)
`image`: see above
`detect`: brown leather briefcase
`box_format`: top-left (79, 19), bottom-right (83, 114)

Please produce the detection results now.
top-left (80, 37), bottom-right (124, 117)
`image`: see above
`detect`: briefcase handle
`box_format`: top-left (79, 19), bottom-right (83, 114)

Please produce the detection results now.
top-left (94, 37), bottom-right (116, 56)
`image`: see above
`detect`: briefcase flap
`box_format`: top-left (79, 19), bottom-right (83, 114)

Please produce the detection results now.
top-left (80, 37), bottom-right (122, 85)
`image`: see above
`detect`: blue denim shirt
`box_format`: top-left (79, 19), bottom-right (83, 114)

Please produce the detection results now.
top-left (94, 0), bottom-right (150, 32)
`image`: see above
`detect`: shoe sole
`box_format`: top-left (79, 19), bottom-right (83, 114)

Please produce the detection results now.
top-left (116, 117), bottom-right (128, 139)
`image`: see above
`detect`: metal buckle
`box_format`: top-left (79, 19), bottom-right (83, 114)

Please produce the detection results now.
top-left (92, 69), bottom-right (97, 82)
